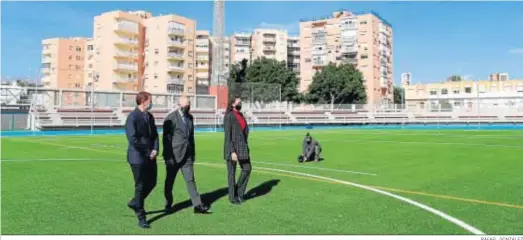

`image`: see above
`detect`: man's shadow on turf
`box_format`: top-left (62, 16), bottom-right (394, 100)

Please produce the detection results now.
top-left (147, 179), bottom-right (280, 224)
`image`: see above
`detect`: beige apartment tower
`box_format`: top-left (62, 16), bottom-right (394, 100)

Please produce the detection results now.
top-left (143, 14), bottom-right (197, 94)
top-left (92, 10), bottom-right (151, 92)
top-left (251, 29), bottom-right (288, 62)
top-left (299, 10), bottom-right (393, 105)
top-left (195, 30), bottom-right (211, 94)
top-left (230, 33), bottom-right (252, 65)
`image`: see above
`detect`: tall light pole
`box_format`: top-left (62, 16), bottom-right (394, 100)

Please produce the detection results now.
top-left (90, 72), bottom-right (99, 134)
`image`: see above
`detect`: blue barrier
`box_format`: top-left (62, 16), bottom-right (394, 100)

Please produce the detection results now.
top-left (2, 123), bottom-right (523, 138)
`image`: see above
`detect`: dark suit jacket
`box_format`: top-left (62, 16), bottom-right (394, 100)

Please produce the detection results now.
top-left (162, 109), bottom-right (196, 163)
top-left (125, 108), bottom-right (159, 165)
top-left (223, 110), bottom-right (250, 161)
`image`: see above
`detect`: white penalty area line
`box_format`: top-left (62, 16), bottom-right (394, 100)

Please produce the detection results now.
top-left (1, 157), bottom-right (484, 235)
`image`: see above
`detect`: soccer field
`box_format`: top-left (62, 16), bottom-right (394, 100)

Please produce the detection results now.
top-left (2, 129), bottom-right (523, 235)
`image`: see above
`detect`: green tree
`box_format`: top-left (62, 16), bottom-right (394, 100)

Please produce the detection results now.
top-left (305, 63), bottom-right (366, 105)
top-left (447, 75), bottom-right (462, 82)
top-left (393, 86), bottom-right (404, 104)
top-left (228, 57), bottom-right (301, 103)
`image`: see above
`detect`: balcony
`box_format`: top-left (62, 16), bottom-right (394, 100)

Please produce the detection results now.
top-left (341, 58), bottom-right (357, 65)
top-left (263, 46), bottom-right (276, 52)
top-left (197, 55), bottom-right (209, 61)
top-left (168, 65), bottom-right (185, 73)
top-left (341, 45), bottom-right (358, 54)
top-left (41, 56), bottom-right (52, 63)
top-left (114, 64), bottom-right (138, 72)
top-left (167, 52), bottom-right (185, 60)
top-left (341, 24), bottom-right (357, 31)
top-left (114, 21), bottom-right (139, 35)
top-left (115, 50), bottom-right (138, 59)
top-left (116, 38), bottom-right (139, 47)
top-left (312, 61), bottom-right (325, 67)
top-left (380, 77), bottom-right (387, 88)
top-left (115, 77), bottom-right (137, 83)
top-left (168, 40), bottom-right (185, 48)
top-left (168, 28), bottom-right (185, 36)
top-left (167, 77), bottom-right (184, 85)
top-left (196, 64), bottom-right (209, 70)
top-left (41, 68), bottom-right (50, 74)
top-left (236, 40), bottom-right (250, 46)
top-left (196, 46), bottom-right (209, 52)
top-left (197, 78), bottom-right (210, 86)
top-left (263, 37), bottom-right (276, 44)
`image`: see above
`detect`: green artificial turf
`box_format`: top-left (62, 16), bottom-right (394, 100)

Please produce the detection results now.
top-left (1, 129), bottom-right (523, 234)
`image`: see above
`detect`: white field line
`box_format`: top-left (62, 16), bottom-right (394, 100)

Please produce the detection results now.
top-left (0, 156), bottom-right (484, 234)
top-left (251, 161), bottom-right (377, 176)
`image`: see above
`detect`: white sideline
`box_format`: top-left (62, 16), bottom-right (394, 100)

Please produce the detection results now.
top-left (1, 157), bottom-right (484, 234)
top-left (251, 161), bottom-right (377, 176)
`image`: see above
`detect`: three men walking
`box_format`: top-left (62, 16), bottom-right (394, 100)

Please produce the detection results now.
top-left (125, 93), bottom-right (253, 228)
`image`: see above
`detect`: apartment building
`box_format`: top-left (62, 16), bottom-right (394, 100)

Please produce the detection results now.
top-left (40, 37), bottom-right (89, 106)
top-left (92, 10), bottom-right (150, 92)
top-left (41, 38), bottom-right (88, 90)
top-left (195, 30), bottom-right (211, 94)
top-left (287, 36), bottom-right (300, 74)
top-left (299, 10), bottom-right (393, 105)
top-left (84, 38), bottom-right (95, 90)
top-left (489, 72), bottom-right (509, 82)
top-left (403, 77), bottom-right (523, 110)
top-left (251, 29), bottom-right (288, 62)
top-left (143, 14), bottom-right (196, 95)
top-left (230, 33), bottom-right (252, 66)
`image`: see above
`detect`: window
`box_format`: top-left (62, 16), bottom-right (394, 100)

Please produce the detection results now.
top-left (429, 90), bottom-right (437, 95)
top-left (465, 87), bottom-right (472, 93)
top-left (69, 56), bottom-right (72, 60)
top-left (76, 56), bottom-right (81, 60)
top-left (154, 48), bottom-right (159, 55)
top-left (187, 87), bottom-right (193, 93)
top-left (75, 83), bottom-right (80, 88)
top-left (454, 101), bottom-right (462, 107)
top-left (453, 89), bottom-right (459, 94)
top-left (154, 74), bottom-right (158, 79)
top-left (305, 58), bottom-right (311, 63)
top-left (360, 21), bottom-right (367, 24)
top-left (188, 63), bottom-right (193, 68)
top-left (87, 45), bottom-right (94, 51)
top-left (69, 46), bottom-right (73, 50)
top-left (75, 65), bottom-right (81, 70)
top-left (76, 47), bottom-right (82, 52)
top-left (68, 74), bottom-right (72, 79)
top-left (441, 88), bottom-right (448, 95)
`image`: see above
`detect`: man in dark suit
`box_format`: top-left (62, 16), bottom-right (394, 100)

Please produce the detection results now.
top-left (162, 96), bottom-right (210, 214)
top-left (298, 132), bottom-right (322, 163)
top-left (223, 96), bottom-right (251, 205)
top-left (125, 91), bottom-right (159, 229)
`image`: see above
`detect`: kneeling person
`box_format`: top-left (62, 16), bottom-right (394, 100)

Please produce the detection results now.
top-left (298, 133), bottom-right (322, 163)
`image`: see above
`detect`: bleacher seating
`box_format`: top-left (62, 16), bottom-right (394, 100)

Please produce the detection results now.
top-left (292, 110), bottom-right (329, 123)
top-left (372, 113), bottom-right (409, 123)
top-left (251, 111), bottom-right (289, 124)
top-left (57, 108), bottom-right (120, 126)
top-left (330, 111), bottom-right (369, 123)
top-left (28, 105), bottom-right (523, 130)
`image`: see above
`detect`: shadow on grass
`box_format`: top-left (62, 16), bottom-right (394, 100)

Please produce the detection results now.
top-left (146, 179), bottom-right (280, 224)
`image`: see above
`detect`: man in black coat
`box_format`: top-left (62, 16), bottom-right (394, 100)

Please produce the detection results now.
top-left (125, 91), bottom-right (159, 229)
top-left (162, 96), bottom-right (210, 214)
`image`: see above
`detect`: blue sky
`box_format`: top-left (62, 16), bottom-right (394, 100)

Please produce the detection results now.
top-left (1, 1), bottom-right (522, 83)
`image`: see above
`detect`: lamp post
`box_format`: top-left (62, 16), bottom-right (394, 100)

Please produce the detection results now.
top-left (90, 72), bottom-right (99, 134)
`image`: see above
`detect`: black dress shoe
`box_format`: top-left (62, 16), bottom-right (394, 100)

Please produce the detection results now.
top-left (194, 204), bottom-right (211, 214)
top-left (138, 219), bottom-right (150, 229)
